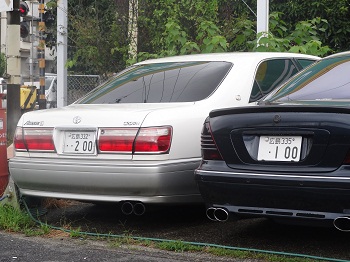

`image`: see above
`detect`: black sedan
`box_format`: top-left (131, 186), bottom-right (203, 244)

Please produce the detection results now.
top-left (195, 51), bottom-right (350, 231)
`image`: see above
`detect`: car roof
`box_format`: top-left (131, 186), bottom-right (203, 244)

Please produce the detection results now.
top-left (45, 73), bottom-right (57, 77)
top-left (135, 52), bottom-right (320, 65)
top-left (323, 51), bottom-right (350, 59)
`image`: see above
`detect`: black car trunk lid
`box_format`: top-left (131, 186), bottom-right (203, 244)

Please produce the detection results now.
top-left (209, 105), bottom-right (350, 173)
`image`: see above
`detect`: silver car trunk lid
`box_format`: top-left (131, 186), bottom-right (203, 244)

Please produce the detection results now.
top-left (18, 103), bottom-right (192, 159)
top-left (19, 103), bottom-right (190, 128)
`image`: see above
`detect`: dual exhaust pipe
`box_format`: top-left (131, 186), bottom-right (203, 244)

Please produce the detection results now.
top-left (334, 217), bottom-right (350, 232)
top-left (206, 207), bottom-right (229, 222)
top-left (121, 201), bottom-right (146, 216)
top-left (120, 202), bottom-right (350, 231)
top-left (206, 209), bottom-right (350, 231)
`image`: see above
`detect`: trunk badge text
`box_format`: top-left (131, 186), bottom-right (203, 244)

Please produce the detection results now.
top-left (24, 121), bottom-right (44, 126)
top-left (73, 116), bottom-right (82, 124)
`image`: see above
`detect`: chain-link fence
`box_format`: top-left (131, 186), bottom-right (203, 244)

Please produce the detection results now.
top-left (46, 74), bottom-right (111, 108)
top-left (66, 75), bottom-right (110, 105)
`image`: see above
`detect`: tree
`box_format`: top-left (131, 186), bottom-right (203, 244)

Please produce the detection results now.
top-left (64, 0), bottom-right (344, 74)
top-left (66, 0), bottom-right (128, 76)
top-left (269, 0), bottom-right (350, 52)
top-left (134, 0), bottom-right (228, 63)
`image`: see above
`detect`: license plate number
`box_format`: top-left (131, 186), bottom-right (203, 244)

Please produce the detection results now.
top-left (257, 136), bottom-right (302, 162)
top-left (64, 131), bottom-right (96, 154)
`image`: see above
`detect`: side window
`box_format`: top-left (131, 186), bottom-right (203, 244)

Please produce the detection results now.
top-left (249, 59), bottom-right (299, 102)
top-left (297, 59), bottom-right (317, 69)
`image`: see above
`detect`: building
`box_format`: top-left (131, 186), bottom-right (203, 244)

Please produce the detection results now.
top-left (0, 0), bottom-right (55, 86)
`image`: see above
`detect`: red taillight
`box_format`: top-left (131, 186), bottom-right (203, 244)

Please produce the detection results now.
top-left (98, 126), bottom-right (172, 154)
top-left (201, 120), bottom-right (223, 160)
top-left (14, 127), bottom-right (26, 150)
top-left (203, 149), bottom-right (223, 160)
top-left (343, 150), bottom-right (350, 164)
top-left (98, 128), bottom-right (138, 152)
top-left (134, 127), bottom-right (172, 153)
top-left (14, 127), bottom-right (55, 151)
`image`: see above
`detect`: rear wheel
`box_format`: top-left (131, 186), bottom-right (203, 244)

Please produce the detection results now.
top-left (20, 195), bottom-right (47, 217)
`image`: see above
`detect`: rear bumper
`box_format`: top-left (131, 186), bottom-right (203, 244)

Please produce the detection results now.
top-left (10, 157), bottom-right (202, 204)
top-left (195, 167), bottom-right (350, 221)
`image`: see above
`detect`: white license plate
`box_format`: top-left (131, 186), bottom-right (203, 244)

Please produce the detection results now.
top-left (64, 131), bottom-right (96, 154)
top-left (257, 136), bottom-right (302, 162)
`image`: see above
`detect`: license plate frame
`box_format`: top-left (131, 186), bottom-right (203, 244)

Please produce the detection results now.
top-left (257, 136), bottom-right (302, 162)
top-left (63, 131), bottom-right (96, 154)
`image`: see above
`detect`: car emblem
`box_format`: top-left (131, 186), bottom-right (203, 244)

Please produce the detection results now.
top-left (273, 115), bottom-right (281, 123)
top-left (73, 116), bottom-right (82, 124)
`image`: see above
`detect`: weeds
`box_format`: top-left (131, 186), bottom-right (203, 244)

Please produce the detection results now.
top-left (39, 222), bottom-right (52, 235)
top-left (0, 204), bottom-right (324, 262)
top-left (156, 240), bottom-right (202, 252)
top-left (69, 226), bottom-right (82, 238)
top-left (0, 204), bottom-right (51, 236)
top-left (23, 224), bottom-right (50, 237)
top-left (0, 204), bottom-right (34, 232)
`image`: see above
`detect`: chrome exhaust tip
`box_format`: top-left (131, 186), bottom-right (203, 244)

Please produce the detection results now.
top-left (206, 207), bottom-right (229, 222)
top-left (333, 217), bottom-right (350, 232)
top-left (133, 202), bottom-right (146, 216)
top-left (121, 201), bottom-right (134, 215)
top-left (206, 207), bottom-right (217, 221)
top-left (214, 208), bottom-right (229, 222)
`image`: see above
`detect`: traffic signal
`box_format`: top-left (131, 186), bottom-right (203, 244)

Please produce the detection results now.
top-left (20, 21), bottom-right (30, 38)
top-left (43, 10), bottom-right (55, 27)
top-left (19, 1), bottom-right (29, 17)
top-left (42, 8), bottom-right (56, 48)
top-left (19, 1), bottom-right (30, 38)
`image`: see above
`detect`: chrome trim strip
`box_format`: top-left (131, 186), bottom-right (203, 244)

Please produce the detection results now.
top-left (195, 169), bottom-right (350, 180)
top-left (214, 204), bottom-right (348, 220)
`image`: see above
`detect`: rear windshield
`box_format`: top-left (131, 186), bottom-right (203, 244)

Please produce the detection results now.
top-left (264, 55), bottom-right (350, 102)
top-left (77, 61), bottom-right (232, 104)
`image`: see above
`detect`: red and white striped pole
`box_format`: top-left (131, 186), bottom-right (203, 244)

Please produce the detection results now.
top-left (37, 0), bottom-right (46, 109)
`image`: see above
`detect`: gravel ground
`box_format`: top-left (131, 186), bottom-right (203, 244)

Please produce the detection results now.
top-left (30, 200), bottom-right (350, 261)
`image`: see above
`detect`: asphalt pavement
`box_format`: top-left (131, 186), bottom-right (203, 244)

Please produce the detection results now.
top-left (0, 231), bottom-right (254, 262)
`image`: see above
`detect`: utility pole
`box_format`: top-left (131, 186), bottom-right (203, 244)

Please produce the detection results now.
top-left (37, 0), bottom-right (46, 109)
top-left (257, 0), bottom-right (269, 35)
top-left (56, 0), bottom-right (67, 108)
top-left (6, 0), bottom-right (21, 138)
top-left (128, 0), bottom-right (138, 61)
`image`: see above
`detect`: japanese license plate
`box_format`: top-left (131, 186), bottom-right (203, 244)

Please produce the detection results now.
top-left (64, 131), bottom-right (96, 154)
top-left (257, 136), bottom-right (302, 162)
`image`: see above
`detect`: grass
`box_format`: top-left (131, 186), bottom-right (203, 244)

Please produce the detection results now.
top-left (0, 204), bottom-right (327, 262)
top-left (0, 204), bottom-right (34, 232)
top-left (0, 204), bottom-right (54, 236)
top-left (69, 226), bottom-right (82, 238)
top-left (155, 240), bottom-right (202, 252)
